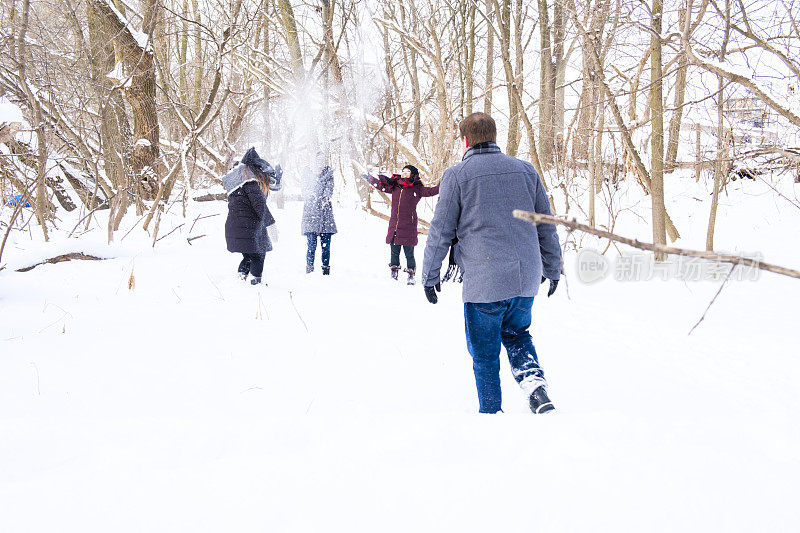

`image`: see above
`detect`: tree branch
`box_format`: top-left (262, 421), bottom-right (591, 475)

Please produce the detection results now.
top-left (513, 210), bottom-right (800, 280)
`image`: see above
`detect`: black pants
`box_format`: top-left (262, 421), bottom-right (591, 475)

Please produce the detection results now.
top-left (238, 253), bottom-right (265, 278)
top-left (390, 244), bottom-right (416, 270)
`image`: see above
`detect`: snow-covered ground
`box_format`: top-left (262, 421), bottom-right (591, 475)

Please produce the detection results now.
top-left (1, 173), bottom-right (799, 532)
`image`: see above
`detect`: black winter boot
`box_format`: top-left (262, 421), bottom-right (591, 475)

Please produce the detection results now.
top-left (529, 386), bottom-right (555, 414)
top-left (404, 268), bottom-right (416, 285)
top-left (390, 265), bottom-right (401, 280)
top-left (322, 265), bottom-right (330, 275)
top-left (250, 277), bottom-right (262, 285)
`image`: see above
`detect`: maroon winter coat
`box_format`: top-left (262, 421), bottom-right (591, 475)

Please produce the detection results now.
top-left (367, 174), bottom-right (440, 246)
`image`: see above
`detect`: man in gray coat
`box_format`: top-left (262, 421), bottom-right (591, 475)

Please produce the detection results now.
top-left (420, 112), bottom-right (562, 414)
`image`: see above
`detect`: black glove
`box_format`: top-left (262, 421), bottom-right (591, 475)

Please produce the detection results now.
top-left (541, 276), bottom-right (558, 297)
top-left (424, 282), bottom-right (441, 304)
top-left (381, 174), bottom-right (398, 187)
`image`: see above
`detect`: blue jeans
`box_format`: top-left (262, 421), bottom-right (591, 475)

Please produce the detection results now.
top-left (464, 297), bottom-right (547, 413)
top-left (306, 233), bottom-right (332, 266)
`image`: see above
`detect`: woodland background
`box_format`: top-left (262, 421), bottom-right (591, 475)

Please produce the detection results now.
top-left (1, 0), bottom-right (799, 255)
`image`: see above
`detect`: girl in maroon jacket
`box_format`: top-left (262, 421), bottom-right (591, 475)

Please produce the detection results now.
top-left (361, 164), bottom-right (439, 284)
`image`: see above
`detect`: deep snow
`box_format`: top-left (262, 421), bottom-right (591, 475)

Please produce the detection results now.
top-left (1, 173), bottom-right (799, 532)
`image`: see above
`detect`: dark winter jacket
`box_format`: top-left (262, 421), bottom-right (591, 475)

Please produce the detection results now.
top-left (366, 174), bottom-right (439, 246)
top-left (301, 165), bottom-right (337, 235)
top-left (420, 142), bottom-right (561, 303)
top-left (224, 165), bottom-right (276, 254)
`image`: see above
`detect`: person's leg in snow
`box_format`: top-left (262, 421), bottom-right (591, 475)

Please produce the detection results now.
top-left (389, 243), bottom-right (402, 279)
top-left (403, 246), bottom-right (416, 284)
top-left (238, 255), bottom-right (251, 280)
top-left (403, 246), bottom-right (416, 270)
top-left (320, 233), bottom-right (331, 275)
top-left (500, 297), bottom-right (553, 413)
top-left (464, 297), bottom-right (551, 413)
top-left (247, 253), bottom-right (265, 284)
top-left (306, 233), bottom-right (318, 273)
top-left (464, 301), bottom-right (505, 413)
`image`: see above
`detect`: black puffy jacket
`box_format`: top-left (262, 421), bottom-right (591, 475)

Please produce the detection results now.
top-left (225, 180), bottom-right (275, 254)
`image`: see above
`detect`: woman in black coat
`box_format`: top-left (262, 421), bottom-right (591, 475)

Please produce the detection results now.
top-left (223, 147), bottom-right (281, 285)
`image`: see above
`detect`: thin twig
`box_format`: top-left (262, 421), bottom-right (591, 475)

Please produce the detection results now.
top-left (206, 273), bottom-right (225, 301)
top-left (186, 234), bottom-right (206, 244)
top-left (120, 212), bottom-right (151, 241)
top-left (30, 362), bottom-right (40, 396)
top-left (756, 174), bottom-right (800, 211)
top-left (155, 222), bottom-right (185, 242)
top-left (288, 290), bottom-right (310, 333)
top-left (188, 213), bottom-right (219, 233)
top-left (688, 265), bottom-right (735, 335)
top-left (68, 204), bottom-right (106, 238)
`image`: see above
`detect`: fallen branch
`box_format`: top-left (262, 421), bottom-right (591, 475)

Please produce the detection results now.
top-left (193, 192), bottom-right (227, 202)
top-left (512, 210), bottom-right (800, 280)
top-left (16, 252), bottom-right (105, 272)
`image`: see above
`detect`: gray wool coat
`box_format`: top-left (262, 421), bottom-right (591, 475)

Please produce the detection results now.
top-left (301, 166), bottom-right (338, 235)
top-left (420, 143), bottom-right (561, 303)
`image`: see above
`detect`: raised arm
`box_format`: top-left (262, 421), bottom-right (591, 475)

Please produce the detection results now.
top-left (363, 173), bottom-right (395, 193)
top-left (419, 182), bottom-right (440, 197)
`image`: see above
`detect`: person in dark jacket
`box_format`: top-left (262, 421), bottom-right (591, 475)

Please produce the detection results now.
top-left (360, 164), bottom-right (439, 284)
top-left (223, 147), bottom-right (282, 285)
top-left (301, 153), bottom-right (337, 275)
top-left (421, 113), bottom-right (562, 415)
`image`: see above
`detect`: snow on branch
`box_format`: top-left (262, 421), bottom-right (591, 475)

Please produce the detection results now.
top-left (101, 0), bottom-right (150, 51)
top-left (684, 42), bottom-right (800, 129)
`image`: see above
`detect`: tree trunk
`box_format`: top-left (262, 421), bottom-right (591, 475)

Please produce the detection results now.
top-left (17, 0), bottom-right (50, 240)
top-left (484, 0), bottom-right (495, 114)
top-left (665, 7), bottom-right (689, 172)
top-left (192, 0), bottom-right (203, 114)
top-left (465, 3), bottom-right (477, 115)
top-left (552, 0), bottom-right (566, 158)
top-left (650, 0), bottom-right (667, 260)
top-left (88, 0), bottom-right (160, 205)
top-left (538, 0), bottom-right (555, 168)
top-left (706, 0), bottom-right (731, 251)
top-left (278, 0), bottom-right (304, 82)
top-left (501, 0), bottom-right (519, 155)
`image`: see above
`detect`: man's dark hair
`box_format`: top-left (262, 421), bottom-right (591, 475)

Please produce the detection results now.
top-left (459, 112), bottom-right (497, 147)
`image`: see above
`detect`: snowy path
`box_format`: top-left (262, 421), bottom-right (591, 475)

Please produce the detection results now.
top-left (1, 200), bottom-right (798, 532)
